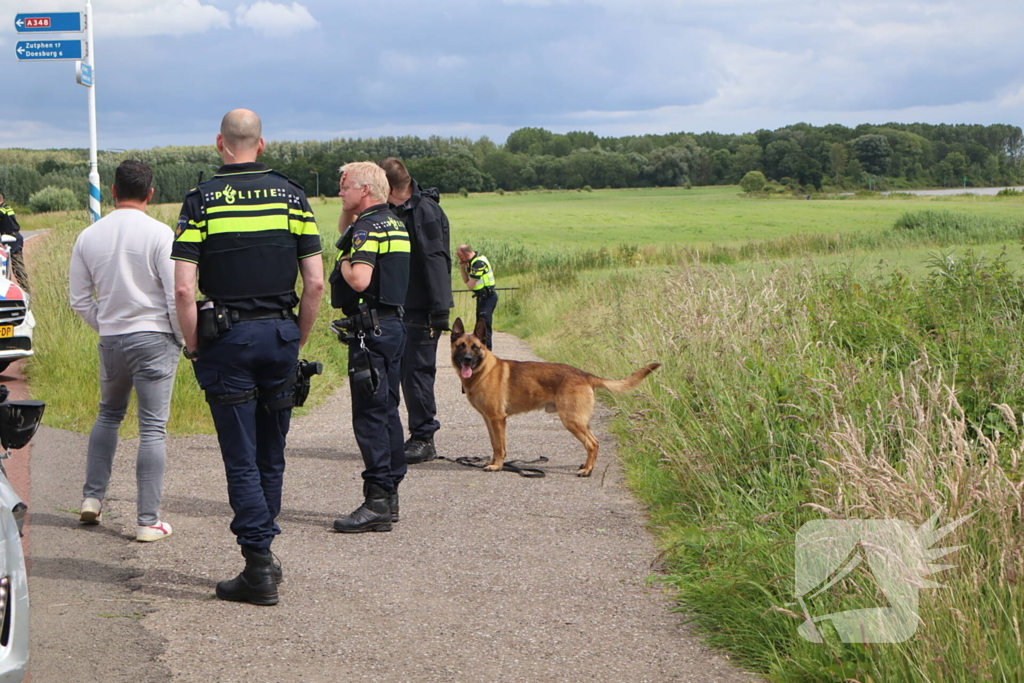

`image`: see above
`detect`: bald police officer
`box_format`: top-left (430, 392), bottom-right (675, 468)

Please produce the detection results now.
top-left (173, 109), bottom-right (324, 606)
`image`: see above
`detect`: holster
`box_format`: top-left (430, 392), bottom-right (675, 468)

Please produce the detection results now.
top-left (474, 286), bottom-right (496, 299)
top-left (197, 300), bottom-right (233, 348)
top-left (348, 343), bottom-right (379, 398)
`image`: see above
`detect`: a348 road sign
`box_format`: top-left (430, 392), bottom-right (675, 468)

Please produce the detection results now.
top-left (14, 12), bottom-right (84, 33)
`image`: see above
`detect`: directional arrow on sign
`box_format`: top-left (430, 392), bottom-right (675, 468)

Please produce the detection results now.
top-left (13, 12), bottom-right (84, 33)
top-left (15, 39), bottom-right (85, 61)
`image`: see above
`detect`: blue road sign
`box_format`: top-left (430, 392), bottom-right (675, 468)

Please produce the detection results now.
top-left (14, 12), bottom-right (84, 33)
top-left (76, 61), bottom-right (93, 87)
top-left (16, 40), bottom-right (85, 61)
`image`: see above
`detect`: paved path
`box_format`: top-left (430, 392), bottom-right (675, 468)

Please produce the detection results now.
top-left (25, 331), bottom-right (751, 682)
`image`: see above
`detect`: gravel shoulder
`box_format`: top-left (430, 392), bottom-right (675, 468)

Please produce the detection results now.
top-left (27, 330), bottom-right (752, 682)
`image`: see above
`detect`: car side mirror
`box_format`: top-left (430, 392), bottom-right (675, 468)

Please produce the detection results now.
top-left (0, 400), bottom-right (45, 451)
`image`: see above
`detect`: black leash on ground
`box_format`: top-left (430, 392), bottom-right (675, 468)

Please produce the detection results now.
top-left (436, 455), bottom-right (549, 478)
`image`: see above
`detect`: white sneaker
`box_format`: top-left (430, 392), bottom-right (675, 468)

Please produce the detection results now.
top-left (79, 498), bottom-right (102, 524)
top-left (136, 521), bottom-right (172, 542)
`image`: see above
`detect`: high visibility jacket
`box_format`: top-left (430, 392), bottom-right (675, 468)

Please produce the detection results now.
top-left (468, 253), bottom-right (495, 291)
top-left (172, 163), bottom-right (321, 311)
top-left (331, 204), bottom-right (410, 315)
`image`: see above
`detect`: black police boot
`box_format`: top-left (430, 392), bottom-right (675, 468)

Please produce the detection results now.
top-left (333, 483), bottom-right (393, 533)
top-left (271, 552), bottom-right (283, 584)
top-left (216, 546), bottom-right (279, 606)
top-left (404, 437), bottom-right (437, 464)
top-left (388, 490), bottom-right (400, 523)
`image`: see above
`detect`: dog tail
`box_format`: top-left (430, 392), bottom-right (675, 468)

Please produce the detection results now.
top-left (594, 363), bottom-right (661, 393)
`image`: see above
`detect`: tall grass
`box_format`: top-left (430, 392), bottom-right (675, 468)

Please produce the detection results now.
top-left (498, 252), bottom-right (1024, 682)
top-left (26, 211), bottom-right (349, 435)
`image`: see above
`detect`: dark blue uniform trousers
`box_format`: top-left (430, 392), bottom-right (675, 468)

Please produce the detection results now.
top-left (350, 316), bottom-right (407, 492)
top-left (475, 291), bottom-right (498, 350)
top-left (401, 309), bottom-right (441, 441)
top-left (192, 319), bottom-right (299, 550)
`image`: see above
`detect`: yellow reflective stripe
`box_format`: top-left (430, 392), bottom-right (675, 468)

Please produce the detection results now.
top-left (291, 221), bottom-right (319, 236)
top-left (206, 215), bottom-right (288, 234)
top-left (205, 202), bottom-right (289, 215)
top-left (289, 208), bottom-right (318, 236)
top-left (380, 240), bottom-right (410, 253)
top-left (176, 219), bottom-right (205, 243)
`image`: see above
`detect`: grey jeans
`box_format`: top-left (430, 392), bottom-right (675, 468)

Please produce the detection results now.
top-left (82, 332), bottom-right (179, 526)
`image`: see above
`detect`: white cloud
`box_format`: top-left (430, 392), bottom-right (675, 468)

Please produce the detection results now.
top-left (96, 0), bottom-right (231, 37)
top-left (235, 2), bottom-right (318, 36)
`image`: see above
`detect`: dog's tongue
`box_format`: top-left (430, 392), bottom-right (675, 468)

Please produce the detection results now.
top-left (460, 363), bottom-right (473, 379)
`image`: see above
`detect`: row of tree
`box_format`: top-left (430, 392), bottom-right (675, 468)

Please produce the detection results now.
top-left (2, 122), bottom-right (1022, 209)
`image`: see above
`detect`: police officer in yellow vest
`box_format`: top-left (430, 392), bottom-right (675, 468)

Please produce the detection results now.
top-left (173, 109), bottom-right (324, 606)
top-left (457, 244), bottom-right (497, 350)
top-left (330, 162), bottom-right (410, 533)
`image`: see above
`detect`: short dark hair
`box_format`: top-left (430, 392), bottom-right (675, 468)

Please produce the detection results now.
top-left (114, 160), bottom-right (153, 202)
top-left (378, 157), bottom-right (411, 192)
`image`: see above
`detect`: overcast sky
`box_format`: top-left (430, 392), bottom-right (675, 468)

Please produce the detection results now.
top-left (2, 0), bottom-right (1023, 150)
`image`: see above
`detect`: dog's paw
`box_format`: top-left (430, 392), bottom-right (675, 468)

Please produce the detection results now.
top-left (577, 466), bottom-right (593, 477)
top-left (483, 464), bottom-right (502, 472)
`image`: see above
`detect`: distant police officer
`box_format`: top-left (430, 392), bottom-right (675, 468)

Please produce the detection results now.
top-left (173, 109), bottom-right (324, 606)
top-left (378, 158), bottom-right (453, 465)
top-left (0, 192), bottom-right (30, 294)
top-left (331, 162), bottom-right (409, 533)
top-left (457, 244), bottom-right (497, 350)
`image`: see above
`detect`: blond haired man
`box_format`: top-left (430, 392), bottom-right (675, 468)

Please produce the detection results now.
top-left (330, 162), bottom-right (410, 532)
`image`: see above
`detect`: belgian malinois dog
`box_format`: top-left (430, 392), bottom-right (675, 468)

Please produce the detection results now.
top-left (450, 317), bottom-right (660, 476)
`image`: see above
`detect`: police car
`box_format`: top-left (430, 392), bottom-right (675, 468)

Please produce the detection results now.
top-left (0, 236), bottom-right (33, 375)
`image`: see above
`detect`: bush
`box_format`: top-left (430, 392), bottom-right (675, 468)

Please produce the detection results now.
top-left (583, 185), bottom-right (593, 192)
top-left (997, 187), bottom-right (1023, 197)
top-left (739, 170), bottom-right (767, 193)
top-left (28, 186), bottom-right (80, 213)
top-left (458, 187), bottom-right (469, 198)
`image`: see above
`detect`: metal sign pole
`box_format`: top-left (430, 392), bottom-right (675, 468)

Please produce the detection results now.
top-left (85, 0), bottom-right (99, 222)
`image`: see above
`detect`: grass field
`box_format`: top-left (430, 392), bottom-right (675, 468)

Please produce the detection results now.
top-left (19, 184), bottom-right (1024, 681)
top-left (302, 185), bottom-right (1024, 250)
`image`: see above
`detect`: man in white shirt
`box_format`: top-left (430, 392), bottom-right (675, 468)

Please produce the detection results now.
top-left (69, 160), bottom-right (183, 542)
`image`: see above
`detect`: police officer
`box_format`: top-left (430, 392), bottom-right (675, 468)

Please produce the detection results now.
top-left (457, 244), bottom-right (497, 350)
top-left (331, 162), bottom-right (409, 533)
top-left (173, 109), bottom-right (324, 606)
top-left (0, 192), bottom-right (30, 294)
top-left (378, 158), bottom-right (452, 465)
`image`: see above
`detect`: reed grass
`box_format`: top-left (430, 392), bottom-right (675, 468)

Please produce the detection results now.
top-left (497, 253), bottom-right (1024, 681)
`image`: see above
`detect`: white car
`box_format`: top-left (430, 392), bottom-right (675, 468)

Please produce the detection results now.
top-left (0, 235), bottom-right (33, 376)
top-left (0, 390), bottom-right (45, 682)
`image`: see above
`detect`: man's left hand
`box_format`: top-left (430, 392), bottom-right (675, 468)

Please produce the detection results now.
top-left (430, 311), bottom-right (451, 332)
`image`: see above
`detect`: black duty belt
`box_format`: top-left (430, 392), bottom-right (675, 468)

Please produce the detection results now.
top-left (473, 287), bottom-right (496, 299)
top-left (374, 306), bottom-right (402, 319)
top-left (233, 309), bottom-right (296, 322)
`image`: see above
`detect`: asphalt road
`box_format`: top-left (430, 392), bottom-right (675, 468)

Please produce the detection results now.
top-left (21, 331), bottom-right (753, 683)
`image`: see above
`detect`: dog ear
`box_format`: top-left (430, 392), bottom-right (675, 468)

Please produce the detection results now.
top-left (473, 317), bottom-right (488, 341)
top-left (451, 317), bottom-right (465, 341)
